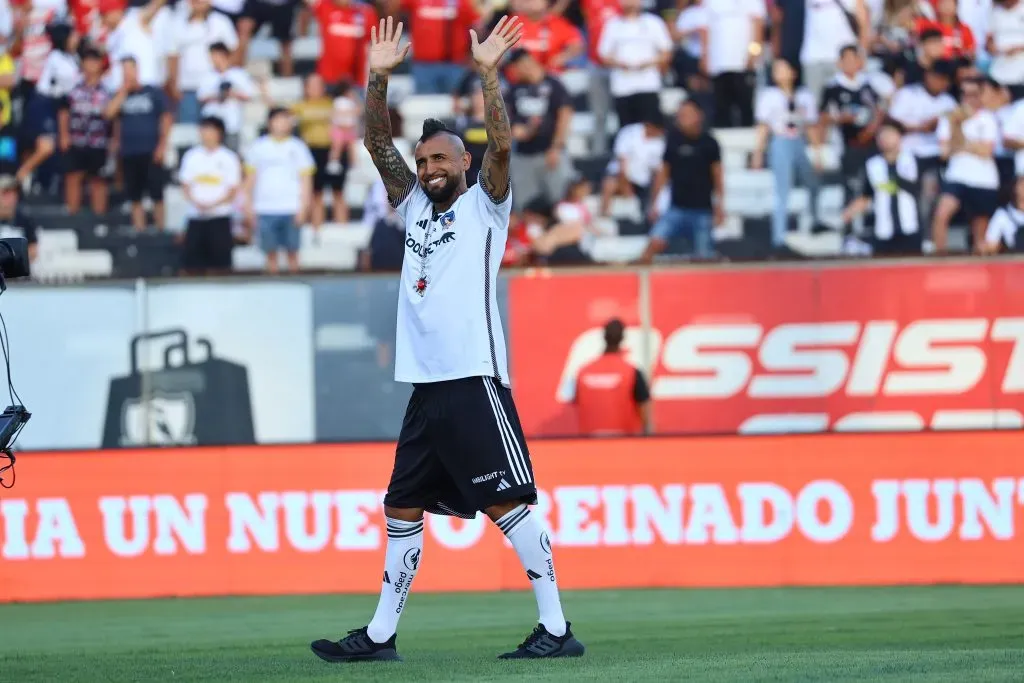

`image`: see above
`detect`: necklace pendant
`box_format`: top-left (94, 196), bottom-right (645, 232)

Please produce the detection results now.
top-left (415, 277), bottom-right (428, 296)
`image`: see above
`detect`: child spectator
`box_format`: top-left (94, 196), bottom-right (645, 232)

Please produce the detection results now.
top-left (59, 46), bottom-right (112, 215)
top-left (167, 0), bottom-right (239, 123)
top-left (243, 107), bottom-right (315, 273)
top-left (179, 116), bottom-right (242, 274)
top-left (292, 74), bottom-right (353, 229)
top-left (104, 56), bottom-right (172, 231)
top-left (197, 41), bottom-right (255, 150)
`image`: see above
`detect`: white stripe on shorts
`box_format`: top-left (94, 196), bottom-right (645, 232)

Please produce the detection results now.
top-left (482, 377), bottom-right (531, 485)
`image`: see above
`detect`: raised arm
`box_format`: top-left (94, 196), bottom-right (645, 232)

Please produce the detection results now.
top-left (469, 16), bottom-right (523, 202)
top-left (365, 17), bottom-right (416, 206)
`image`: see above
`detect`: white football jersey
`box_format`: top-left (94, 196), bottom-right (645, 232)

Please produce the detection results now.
top-left (393, 179), bottom-right (513, 386)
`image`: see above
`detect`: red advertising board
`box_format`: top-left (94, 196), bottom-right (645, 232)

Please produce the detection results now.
top-left (4, 433), bottom-right (1024, 602)
top-left (509, 261), bottom-right (1024, 437)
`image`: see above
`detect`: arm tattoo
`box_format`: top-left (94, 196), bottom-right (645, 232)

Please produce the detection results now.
top-left (364, 72), bottom-right (415, 207)
top-left (479, 69), bottom-right (512, 204)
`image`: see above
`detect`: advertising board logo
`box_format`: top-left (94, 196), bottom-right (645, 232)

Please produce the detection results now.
top-left (121, 393), bottom-right (197, 446)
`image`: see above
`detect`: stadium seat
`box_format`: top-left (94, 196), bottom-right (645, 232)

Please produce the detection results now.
top-left (299, 244), bottom-right (359, 271)
top-left (588, 235), bottom-right (647, 263)
top-left (36, 229), bottom-right (79, 256)
top-left (232, 245), bottom-right (266, 271)
top-left (713, 128), bottom-right (758, 155)
top-left (32, 249), bottom-right (114, 281)
top-left (559, 69), bottom-right (590, 96)
top-left (266, 77), bottom-right (303, 104)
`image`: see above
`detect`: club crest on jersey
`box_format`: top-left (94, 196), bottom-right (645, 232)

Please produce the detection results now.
top-left (439, 210), bottom-right (456, 228)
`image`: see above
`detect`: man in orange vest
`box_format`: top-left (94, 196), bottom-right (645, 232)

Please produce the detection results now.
top-left (573, 319), bottom-right (651, 436)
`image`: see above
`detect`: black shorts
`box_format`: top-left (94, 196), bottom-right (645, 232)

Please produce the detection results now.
top-left (122, 154), bottom-right (165, 202)
top-left (242, 0), bottom-right (296, 43)
top-left (65, 146), bottom-right (106, 176)
top-left (310, 145), bottom-right (348, 192)
top-left (941, 181), bottom-right (999, 220)
top-left (614, 91), bottom-right (660, 128)
top-left (384, 376), bottom-right (538, 518)
top-left (873, 230), bottom-right (922, 256)
top-left (182, 216), bottom-right (234, 271)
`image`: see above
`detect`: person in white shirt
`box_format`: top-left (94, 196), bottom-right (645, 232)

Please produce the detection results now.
top-left (841, 119), bottom-right (922, 255)
top-left (197, 41), bottom-right (255, 149)
top-left (982, 175), bottom-right (1024, 252)
top-left (673, 0), bottom-right (706, 64)
top-left (887, 59), bottom-right (957, 242)
top-left (751, 58), bottom-right (825, 252)
top-left (242, 107), bottom-right (314, 273)
top-left (697, 0), bottom-right (764, 128)
top-left (932, 77), bottom-right (1002, 252)
top-left (800, 0), bottom-right (870, 102)
top-left (599, 110), bottom-right (665, 216)
top-left (179, 116), bottom-right (242, 273)
top-left (167, 0), bottom-right (238, 123)
top-left (596, 0), bottom-right (671, 127)
top-left (987, 0), bottom-right (1024, 97)
top-left (102, 0), bottom-right (176, 91)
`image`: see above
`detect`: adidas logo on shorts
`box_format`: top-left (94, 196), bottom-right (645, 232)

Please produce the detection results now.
top-left (496, 478), bottom-right (511, 492)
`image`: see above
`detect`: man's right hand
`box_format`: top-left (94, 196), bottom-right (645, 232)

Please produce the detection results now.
top-left (368, 17), bottom-right (411, 75)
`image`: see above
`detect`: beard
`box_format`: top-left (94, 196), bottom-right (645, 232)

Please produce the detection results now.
top-left (422, 174), bottom-right (459, 204)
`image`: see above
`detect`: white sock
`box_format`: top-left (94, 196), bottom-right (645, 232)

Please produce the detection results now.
top-left (496, 504), bottom-right (567, 637)
top-left (366, 517), bottom-right (423, 643)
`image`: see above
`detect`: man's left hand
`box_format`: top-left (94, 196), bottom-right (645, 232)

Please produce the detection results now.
top-left (470, 15), bottom-right (524, 74)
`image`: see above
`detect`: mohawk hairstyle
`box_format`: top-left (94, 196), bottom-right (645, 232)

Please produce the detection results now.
top-left (420, 118), bottom-right (457, 143)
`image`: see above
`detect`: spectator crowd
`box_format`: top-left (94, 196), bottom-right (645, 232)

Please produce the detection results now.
top-left (0, 0), bottom-right (1021, 277)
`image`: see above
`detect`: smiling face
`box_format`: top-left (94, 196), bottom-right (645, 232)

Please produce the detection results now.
top-left (414, 133), bottom-right (470, 204)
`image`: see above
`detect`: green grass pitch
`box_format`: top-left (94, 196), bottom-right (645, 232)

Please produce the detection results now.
top-left (2, 586), bottom-right (1023, 682)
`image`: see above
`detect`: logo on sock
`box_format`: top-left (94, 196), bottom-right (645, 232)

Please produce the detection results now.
top-left (403, 548), bottom-right (421, 571)
top-left (496, 478), bottom-right (511, 491)
top-left (540, 532), bottom-right (552, 554)
top-left (526, 569), bottom-right (543, 580)
top-left (383, 571), bottom-right (391, 584)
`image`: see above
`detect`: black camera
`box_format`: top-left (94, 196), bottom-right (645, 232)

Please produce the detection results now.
top-left (0, 236), bottom-right (31, 488)
top-left (0, 236), bottom-right (30, 281)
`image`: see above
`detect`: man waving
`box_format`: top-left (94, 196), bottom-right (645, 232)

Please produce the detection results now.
top-left (309, 16), bottom-right (586, 664)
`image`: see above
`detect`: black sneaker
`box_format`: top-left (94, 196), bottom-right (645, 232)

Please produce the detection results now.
top-left (498, 622), bottom-right (585, 659)
top-left (310, 626), bottom-right (402, 663)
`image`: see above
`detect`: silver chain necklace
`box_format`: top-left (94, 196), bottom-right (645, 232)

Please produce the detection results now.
top-left (414, 214), bottom-right (437, 297)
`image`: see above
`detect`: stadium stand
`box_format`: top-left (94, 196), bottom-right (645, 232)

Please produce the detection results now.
top-left (3, 0), bottom-right (1019, 278)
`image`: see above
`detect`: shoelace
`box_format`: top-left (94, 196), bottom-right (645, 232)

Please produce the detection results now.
top-left (517, 625), bottom-right (547, 650)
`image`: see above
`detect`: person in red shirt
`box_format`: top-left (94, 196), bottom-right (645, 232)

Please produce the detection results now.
top-left (70, 0), bottom-right (102, 44)
top-left (573, 318), bottom-right (650, 436)
top-left (915, 0), bottom-right (976, 60)
top-left (309, 0), bottom-right (378, 87)
top-left (403, 0), bottom-right (482, 93)
top-left (515, 0), bottom-right (584, 73)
